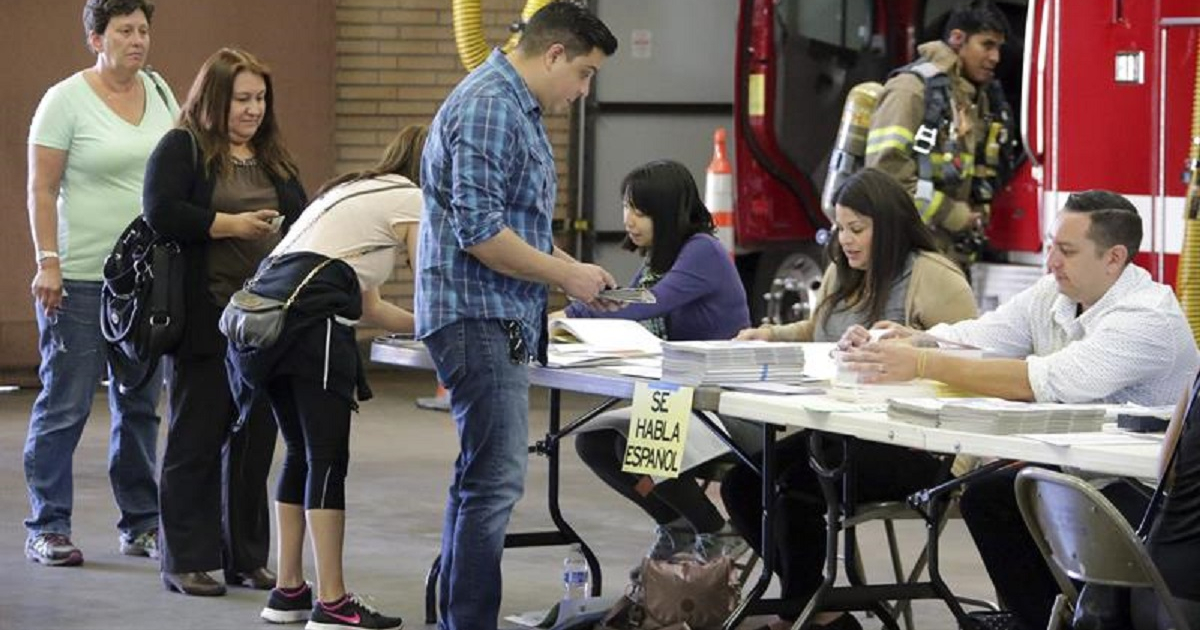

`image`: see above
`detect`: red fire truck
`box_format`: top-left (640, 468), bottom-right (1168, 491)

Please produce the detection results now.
top-left (734, 0), bottom-right (1199, 322)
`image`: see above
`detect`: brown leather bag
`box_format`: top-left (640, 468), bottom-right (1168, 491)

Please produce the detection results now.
top-left (599, 554), bottom-right (738, 630)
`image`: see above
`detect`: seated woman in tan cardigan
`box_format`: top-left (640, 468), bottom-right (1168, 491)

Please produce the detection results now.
top-left (726, 167), bottom-right (977, 630)
top-left (737, 168), bottom-right (976, 345)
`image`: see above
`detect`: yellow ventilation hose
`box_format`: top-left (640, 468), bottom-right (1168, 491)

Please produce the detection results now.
top-left (452, 0), bottom-right (554, 72)
top-left (1177, 37), bottom-right (1200, 345)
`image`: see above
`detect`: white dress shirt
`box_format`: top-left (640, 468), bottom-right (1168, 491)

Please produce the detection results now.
top-left (928, 265), bottom-right (1199, 405)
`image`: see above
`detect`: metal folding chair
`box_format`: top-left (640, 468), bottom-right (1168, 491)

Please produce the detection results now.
top-left (1014, 467), bottom-right (1191, 630)
top-left (847, 493), bottom-right (997, 630)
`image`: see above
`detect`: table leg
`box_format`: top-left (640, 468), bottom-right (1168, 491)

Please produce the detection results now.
top-left (724, 421), bottom-right (780, 630)
top-left (543, 387), bottom-right (604, 597)
top-left (837, 438), bottom-right (902, 630)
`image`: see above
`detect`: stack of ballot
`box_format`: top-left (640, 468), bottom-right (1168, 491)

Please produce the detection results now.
top-left (830, 379), bottom-right (948, 404)
top-left (937, 398), bottom-right (1054, 434)
top-left (1055, 404), bottom-right (1112, 432)
top-left (659, 340), bottom-right (807, 386)
top-left (887, 397), bottom-right (1109, 434)
top-left (827, 344), bottom-right (982, 403)
top-left (885, 397), bottom-right (946, 426)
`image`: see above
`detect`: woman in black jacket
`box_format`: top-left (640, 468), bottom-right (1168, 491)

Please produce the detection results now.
top-left (143, 47), bottom-right (305, 597)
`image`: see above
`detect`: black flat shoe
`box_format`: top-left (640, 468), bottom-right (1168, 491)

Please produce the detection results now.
top-left (162, 571), bottom-right (226, 596)
top-left (807, 614), bottom-right (863, 630)
top-left (225, 566), bottom-right (276, 590)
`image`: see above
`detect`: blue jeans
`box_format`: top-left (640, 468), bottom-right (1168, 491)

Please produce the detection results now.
top-left (424, 319), bottom-right (530, 630)
top-left (24, 280), bottom-right (161, 539)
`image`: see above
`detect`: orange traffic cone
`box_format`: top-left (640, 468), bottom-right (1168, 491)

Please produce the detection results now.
top-left (705, 128), bottom-right (735, 254)
top-left (416, 382), bottom-right (450, 412)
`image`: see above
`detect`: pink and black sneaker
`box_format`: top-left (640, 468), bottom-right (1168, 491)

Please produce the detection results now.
top-left (261, 582), bottom-right (313, 624)
top-left (306, 592), bottom-right (403, 630)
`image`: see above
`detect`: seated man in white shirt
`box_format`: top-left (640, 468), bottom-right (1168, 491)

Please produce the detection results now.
top-left (839, 189), bottom-right (1200, 630)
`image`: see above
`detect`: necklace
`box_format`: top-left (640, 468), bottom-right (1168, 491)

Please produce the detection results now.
top-left (94, 70), bottom-right (137, 100)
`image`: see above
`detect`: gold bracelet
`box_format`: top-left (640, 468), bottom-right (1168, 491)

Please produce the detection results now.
top-left (916, 349), bottom-right (929, 379)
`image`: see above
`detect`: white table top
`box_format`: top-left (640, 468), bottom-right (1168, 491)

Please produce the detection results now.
top-left (369, 337), bottom-right (724, 409)
top-left (719, 392), bottom-right (1162, 480)
top-left (372, 338), bottom-right (1163, 479)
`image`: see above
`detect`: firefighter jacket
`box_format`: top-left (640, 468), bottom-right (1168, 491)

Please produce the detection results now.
top-left (865, 41), bottom-right (995, 235)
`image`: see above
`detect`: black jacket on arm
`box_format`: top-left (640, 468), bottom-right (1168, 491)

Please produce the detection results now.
top-left (143, 128), bottom-right (307, 359)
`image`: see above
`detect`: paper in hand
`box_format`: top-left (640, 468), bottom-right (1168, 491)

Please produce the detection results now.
top-left (597, 287), bottom-right (657, 304)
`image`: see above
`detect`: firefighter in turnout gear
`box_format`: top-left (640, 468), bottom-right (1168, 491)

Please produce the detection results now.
top-left (865, 0), bottom-right (1013, 271)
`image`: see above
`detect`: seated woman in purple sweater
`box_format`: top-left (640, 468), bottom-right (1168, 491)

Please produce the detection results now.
top-left (556, 159), bottom-right (752, 561)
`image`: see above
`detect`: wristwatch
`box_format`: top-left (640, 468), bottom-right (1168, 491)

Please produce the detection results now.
top-left (35, 250), bottom-right (59, 264)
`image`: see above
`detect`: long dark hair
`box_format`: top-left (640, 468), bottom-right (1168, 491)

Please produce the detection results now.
top-left (315, 124), bottom-right (428, 199)
top-left (178, 48), bottom-right (297, 181)
top-left (619, 160), bottom-right (715, 275)
top-left (814, 168), bottom-right (939, 327)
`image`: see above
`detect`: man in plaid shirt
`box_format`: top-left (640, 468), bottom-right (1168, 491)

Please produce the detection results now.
top-left (416, 4), bottom-right (617, 629)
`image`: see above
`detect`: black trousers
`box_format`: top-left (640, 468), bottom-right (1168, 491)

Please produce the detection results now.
top-left (721, 431), bottom-right (944, 612)
top-left (159, 351), bottom-right (275, 575)
top-left (960, 464), bottom-right (1151, 630)
top-left (575, 428), bottom-right (726, 533)
top-left (268, 375), bottom-right (352, 510)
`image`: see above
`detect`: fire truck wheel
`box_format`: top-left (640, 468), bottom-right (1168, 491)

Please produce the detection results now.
top-left (750, 245), bottom-right (826, 326)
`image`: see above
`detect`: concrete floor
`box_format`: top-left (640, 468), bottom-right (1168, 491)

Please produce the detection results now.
top-left (0, 369), bottom-right (997, 630)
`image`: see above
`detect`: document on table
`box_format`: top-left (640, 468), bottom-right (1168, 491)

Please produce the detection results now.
top-left (546, 352), bottom-right (634, 368)
top-left (549, 319), bottom-right (663, 353)
top-left (802, 343), bottom-right (838, 380)
top-left (611, 364), bottom-right (663, 379)
top-left (546, 319), bottom-right (665, 368)
top-left (722, 381), bottom-right (825, 395)
top-left (590, 357), bottom-right (662, 378)
top-left (798, 395), bottom-right (888, 413)
top-left (1019, 432), bottom-right (1165, 447)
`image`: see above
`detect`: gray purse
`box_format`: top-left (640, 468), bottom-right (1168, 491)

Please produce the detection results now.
top-left (220, 258), bottom-right (337, 350)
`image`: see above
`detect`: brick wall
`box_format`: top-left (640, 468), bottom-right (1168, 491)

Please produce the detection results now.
top-left (335, 0), bottom-right (574, 340)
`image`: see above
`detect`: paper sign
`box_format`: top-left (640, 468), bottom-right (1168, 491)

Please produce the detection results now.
top-left (630, 29), bottom-right (652, 59)
top-left (622, 381), bottom-right (693, 478)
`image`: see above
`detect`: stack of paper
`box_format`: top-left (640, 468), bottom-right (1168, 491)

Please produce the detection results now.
top-left (1052, 404), bottom-right (1109, 433)
top-left (830, 379), bottom-right (944, 404)
top-left (659, 340), bottom-right (807, 386)
top-left (547, 319), bottom-right (663, 368)
top-left (886, 397), bottom-right (1110, 435)
top-left (938, 398), bottom-right (1052, 434)
top-left (886, 397), bottom-right (945, 426)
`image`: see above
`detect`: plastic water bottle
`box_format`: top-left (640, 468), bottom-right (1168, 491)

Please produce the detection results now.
top-left (562, 544), bottom-right (590, 600)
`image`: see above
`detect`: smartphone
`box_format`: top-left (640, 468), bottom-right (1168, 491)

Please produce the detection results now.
top-left (267, 215), bottom-right (284, 232)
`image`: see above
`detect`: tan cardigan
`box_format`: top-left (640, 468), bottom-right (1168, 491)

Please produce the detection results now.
top-left (766, 251), bottom-right (978, 341)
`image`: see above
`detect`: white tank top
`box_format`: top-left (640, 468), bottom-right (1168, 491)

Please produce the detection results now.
top-left (273, 174), bottom-right (422, 291)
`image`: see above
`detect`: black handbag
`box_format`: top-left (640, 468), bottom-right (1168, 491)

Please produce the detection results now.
top-left (100, 216), bottom-right (185, 391)
top-left (95, 69), bottom-right (182, 392)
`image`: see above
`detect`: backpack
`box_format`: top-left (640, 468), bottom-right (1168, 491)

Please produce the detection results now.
top-left (101, 216), bottom-right (185, 391)
top-left (821, 62), bottom-right (1019, 220)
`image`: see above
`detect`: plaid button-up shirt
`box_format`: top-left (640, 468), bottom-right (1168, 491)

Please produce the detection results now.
top-left (415, 50), bottom-right (557, 355)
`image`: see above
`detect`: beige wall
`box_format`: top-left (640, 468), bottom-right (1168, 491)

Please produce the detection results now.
top-left (0, 1), bottom-right (337, 383)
